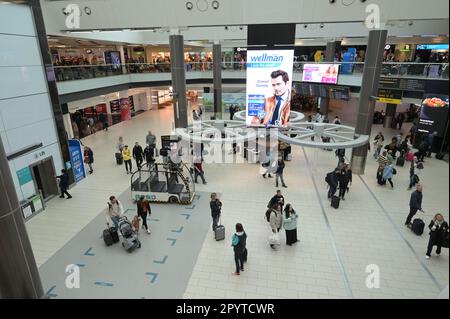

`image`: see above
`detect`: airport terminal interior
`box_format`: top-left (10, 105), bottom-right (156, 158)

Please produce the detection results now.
top-left (0, 0), bottom-right (449, 300)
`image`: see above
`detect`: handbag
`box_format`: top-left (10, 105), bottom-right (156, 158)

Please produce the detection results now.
top-left (442, 231), bottom-right (449, 249)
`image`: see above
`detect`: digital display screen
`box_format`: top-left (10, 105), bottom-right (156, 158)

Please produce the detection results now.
top-left (302, 64), bottom-right (340, 84)
top-left (245, 50), bottom-right (294, 128)
top-left (418, 94), bottom-right (449, 137)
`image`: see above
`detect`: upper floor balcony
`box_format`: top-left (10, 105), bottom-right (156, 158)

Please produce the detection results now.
top-left (54, 62), bottom-right (449, 96)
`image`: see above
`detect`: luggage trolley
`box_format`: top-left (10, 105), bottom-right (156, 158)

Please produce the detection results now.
top-left (130, 161), bottom-right (195, 204)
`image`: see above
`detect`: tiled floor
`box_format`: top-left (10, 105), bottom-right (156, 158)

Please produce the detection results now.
top-left (26, 103), bottom-right (449, 299)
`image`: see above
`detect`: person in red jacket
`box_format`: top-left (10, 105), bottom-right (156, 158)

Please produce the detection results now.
top-left (194, 160), bottom-right (207, 184)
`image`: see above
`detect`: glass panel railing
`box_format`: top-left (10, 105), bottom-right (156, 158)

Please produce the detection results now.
top-left (53, 62), bottom-right (449, 82)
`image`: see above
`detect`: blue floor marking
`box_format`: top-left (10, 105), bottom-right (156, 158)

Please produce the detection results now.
top-left (153, 255), bottom-right (168, 264)
top-left (46, 286), bottom-right (58, 298)
top-left (171, 226), bottom-right (184, 233)
top-left (149, 218), bottom-right (160, 222)
top-left (84, 248), bottom-right (95, 256)
top-left (180, 213), bottom-right (191, 220)
top-left (94, 281), bottom-right (114, 287)
top-left (145, 272), bottom-right (158, 284)
top-left (166, 238), bottom-right (177, 246)
top-left (76, 264), bottom-right (86, 268)
top-left (185, 204), bottom-right (196, 210)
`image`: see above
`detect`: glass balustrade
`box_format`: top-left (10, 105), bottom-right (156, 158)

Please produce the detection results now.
top-left (53, 61), bottom-right (449, 82)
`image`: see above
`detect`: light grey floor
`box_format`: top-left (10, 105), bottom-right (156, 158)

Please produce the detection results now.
top-left (39, 191), bottom-right (210, 299)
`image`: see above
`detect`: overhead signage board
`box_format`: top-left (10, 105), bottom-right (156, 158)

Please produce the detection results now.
top-left (377, 89), bottom-right (403, 104)
top-left (379, 77), bottom-right (426, 92)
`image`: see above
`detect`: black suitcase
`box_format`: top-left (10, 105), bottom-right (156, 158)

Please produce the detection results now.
top-left (331, 195), bottom-right (340, 209)
top-left (412, 218), bottom-right (425, 236)
top-left (110, 227), bottom-right (119, 243)
top-left (103, 228), bottom-right (114, 246)
top-left (115, 152), bottom-right (123, 165)
top-left (396, 156), bottom-right (405, 167)
top-left (215, 225), bottom-right (225, 241)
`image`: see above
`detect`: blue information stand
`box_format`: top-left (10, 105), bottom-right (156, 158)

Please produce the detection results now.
top-left (68, 139), bottom-right (86, 183)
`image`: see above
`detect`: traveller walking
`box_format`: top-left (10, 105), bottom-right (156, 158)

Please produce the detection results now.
top-left (396, 112), bottom-right (405, 130)
top-left (373, 132), bottom-right (385, 159)
top-left (56, 169), bottom-right (72, 199)
top-left (231, 223), bottom-right (247, 276)
top-left (133, 142), bottom-right (144, 170)
top-left (275, 159), bottom-right (287, 188)
top-left (83, 146), bottom-right (94, 174)
top-left (194, 159), bottom-right (207, 184)
top-left (116, 136), bottom-right (125, 153)
top-left (210, 193), bottom-right (222, 231)
top-left (282, 204), bottom-right (299, 246)
top-left (377, 151), bottom-right (389, 170)
top-left (426, 214), bottom-right (449, 259)
top-left (338, 164), bottom-right (352, 200)
top-left (122, 145), bottom-right (133, 174)
top-left (382, 162), bottom-right (395, 188)
top-left (268, 190), bottom-right (285, 213)
top-left (137, 195), bottom-right (152, 234)
top-left (336, 149), bottom-right (346, 170)
top-left (106, 195), bottom-right (124, 230)
top-left (408, 157), bottom-right (420, 190)
top-left (325, 169), bottom-right (340, 199)
top-left (405, 184), bottom-right (424, 226)
top-left (144, 144), bottom-right (154, 164)
top-left (146, 131), bottom-right (156, 160)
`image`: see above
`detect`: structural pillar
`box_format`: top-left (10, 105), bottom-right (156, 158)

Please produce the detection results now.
top-left (321, 41), bottom-right (339, 117)
top-left (213, 41), bottom-right (222, 120)
top-left (0, 137), bottom-right (44, 298)
top-left (383, 103), bottom-right (397, 129)
top-left (169, 33), bottom-right (188, 128)
top-left (351, 30), bottom-right (388, 175)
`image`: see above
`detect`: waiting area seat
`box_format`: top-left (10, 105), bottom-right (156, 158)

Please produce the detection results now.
top-left (167, 174), bottom-right (184, 194)
top-left (150, 180), bottom-right (167, 193)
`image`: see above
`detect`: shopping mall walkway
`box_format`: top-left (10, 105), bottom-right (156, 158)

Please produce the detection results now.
top-left (26, 104), bottom-right (449, 299)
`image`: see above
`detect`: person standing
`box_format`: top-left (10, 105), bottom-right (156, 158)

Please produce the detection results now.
top-left (146, 131), bottom-right (156, 158)
top-left (144, 144), bottom-right (154, 164)
top-left (332, 116), bottom-right (341, 124)
top-left (373, 132), bottom-right (385, 159)
top-left (116, 136), bottom-right (125, 153)
top-left (338, 164), bottom-right (352, 200)
top-left (122, 145), bottom-right (133, 174)
top-left (137, 195), bottom-right (151, 234)
top-left (396, 112), bottom-right (405, 130)
top-left (83, 146), bottom-right (94, 174)
top-left (268, 190), bottom-right (285, 213)
top-left (405, 184), bottom-right (424, 226)
top-left (377, 151), bottom-right (389, 171)
top-left (282, 204), bottom-right (299, 246)
top-left (231, 223), bottom-right (247, 276)
top-left (426, 214), bottom-right (449, 259)
top-left (133, 142), bottom-right (144, 170)
top-left (335, 149), bottom-right (346, 169)
top-left (229, 104), bottom-right (235, 120)
top-left (275, 159), bottom-right (287, 188)
top-left (408, 157), bottom-right (419, 190)
top-left (325, 169), bottom-right (340, 199)
top-left (194, 160), bottom-right (207, 184)
top-left (382, 162), bottom-right (395, 188)
top-left (106, 195), bottom-right (123, 230)
top-left (269, 204), bottom-right (283, 234)
top-left (210, 193), bottom-right (222, 231)
top-left (56, 169), bottom-right (72, 199)
top-left (426, 131), bottom-right (438, 157)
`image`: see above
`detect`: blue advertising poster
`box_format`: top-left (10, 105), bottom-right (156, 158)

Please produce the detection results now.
top-left (68, 139), bottom-right (86, 183)
top-left (16, 167), bottom-right (32, 186)
top-left (341, 48), bottom-right (356, 75)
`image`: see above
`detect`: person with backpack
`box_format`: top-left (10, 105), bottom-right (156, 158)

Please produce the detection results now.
top-left (275, 159), bottom-right (287, 188)
top-left (282, 204), bottom-right (299, 246)
top-left (83, 146), bottom-right (94, 174)
top-left (426, 214), bottom-right (449, 259)
top-left (231, 223), bottom-right (247, 276)
top-left (325, 169), bottom-right (340, 199)
top-left (106, 195), bottom-right (124, 229)
top-left (210, 193), bottom-right (222, 231)
top-left (137, 195), bottom-right (152, 235)
top-left (382, 162), bottom-right (395, 188)
top-left (338, 164), bottom-right (352, 200)
top-left (405, 184), bottom-right (424, 226)
top-left (56, 169), bottom-right (72, 199)
top-left (268, 190), bottom-right (285, 213)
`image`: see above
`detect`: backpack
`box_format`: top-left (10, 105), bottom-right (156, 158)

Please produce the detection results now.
top-left (265, 209), bottom-right (273, 222)
top-left (325, 172), bottom-right (332, 184)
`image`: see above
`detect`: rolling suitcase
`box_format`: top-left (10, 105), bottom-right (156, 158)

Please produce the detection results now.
top-left (103, 228), bottom-right (114, 246)
top-left (411, 218), bottom-right (425, 236)
top-left (115, 152), bottom-right (123, 165)
top-left (396, 156), bottom-right (405, 167)
top-left (215, 225), bottom-right (225, 241)
top-left (110, 227), bottom-right (119, 243)
top-left (331, 195), bottom-right (340, 209)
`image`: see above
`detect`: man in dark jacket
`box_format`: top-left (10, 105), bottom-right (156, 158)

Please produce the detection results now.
top-left (275, 159), bottom-right (287, 188)
top-left (57, 169), bottom-right (72, 199)
top-left (338, 164), bottom-right (352, 200)
top-left (426, 214), bottom-right (448, 259)
top-left (326, 169), bottom-right (340, 199)
top-left (405, 184), bottom-right (423, 225)
top-left (396, 112), bottom-right (405, 130)
top-left (133, 142), bottom-right (144, 170)
top-left (210, 193), bottom-right (222, 231)
top-left (268, 190), bottom-right (285, 212)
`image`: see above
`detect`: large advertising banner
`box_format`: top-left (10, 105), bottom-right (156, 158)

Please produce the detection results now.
top-left (120, 98), bottom-right (131, 121)
top-left (202, 93), bottom-right (246, 113)
top-left (246, 50), bottom-right (294, 128)
top-left (302, 64), bottom-right (340, 84)
top-left (418, 95), bottom-right (449, 137)
top-left (68, 139), bottom-right (86, 183)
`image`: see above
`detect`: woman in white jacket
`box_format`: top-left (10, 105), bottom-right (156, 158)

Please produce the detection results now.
top-left (106, 195), bottom-right (124, 229)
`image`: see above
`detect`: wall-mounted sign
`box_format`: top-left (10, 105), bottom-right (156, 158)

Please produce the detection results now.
top-left (379, 77), bottom-right (426, 92)
top-left (377, 88), bottom-right (403, 104)
top-left (416, 44), bottom-right (449, 51)
top-left (16, 167), bottom-right (33, 186)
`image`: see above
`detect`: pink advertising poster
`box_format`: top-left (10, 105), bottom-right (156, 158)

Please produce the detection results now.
top-left (120, 98), bottom-right (131, 121)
